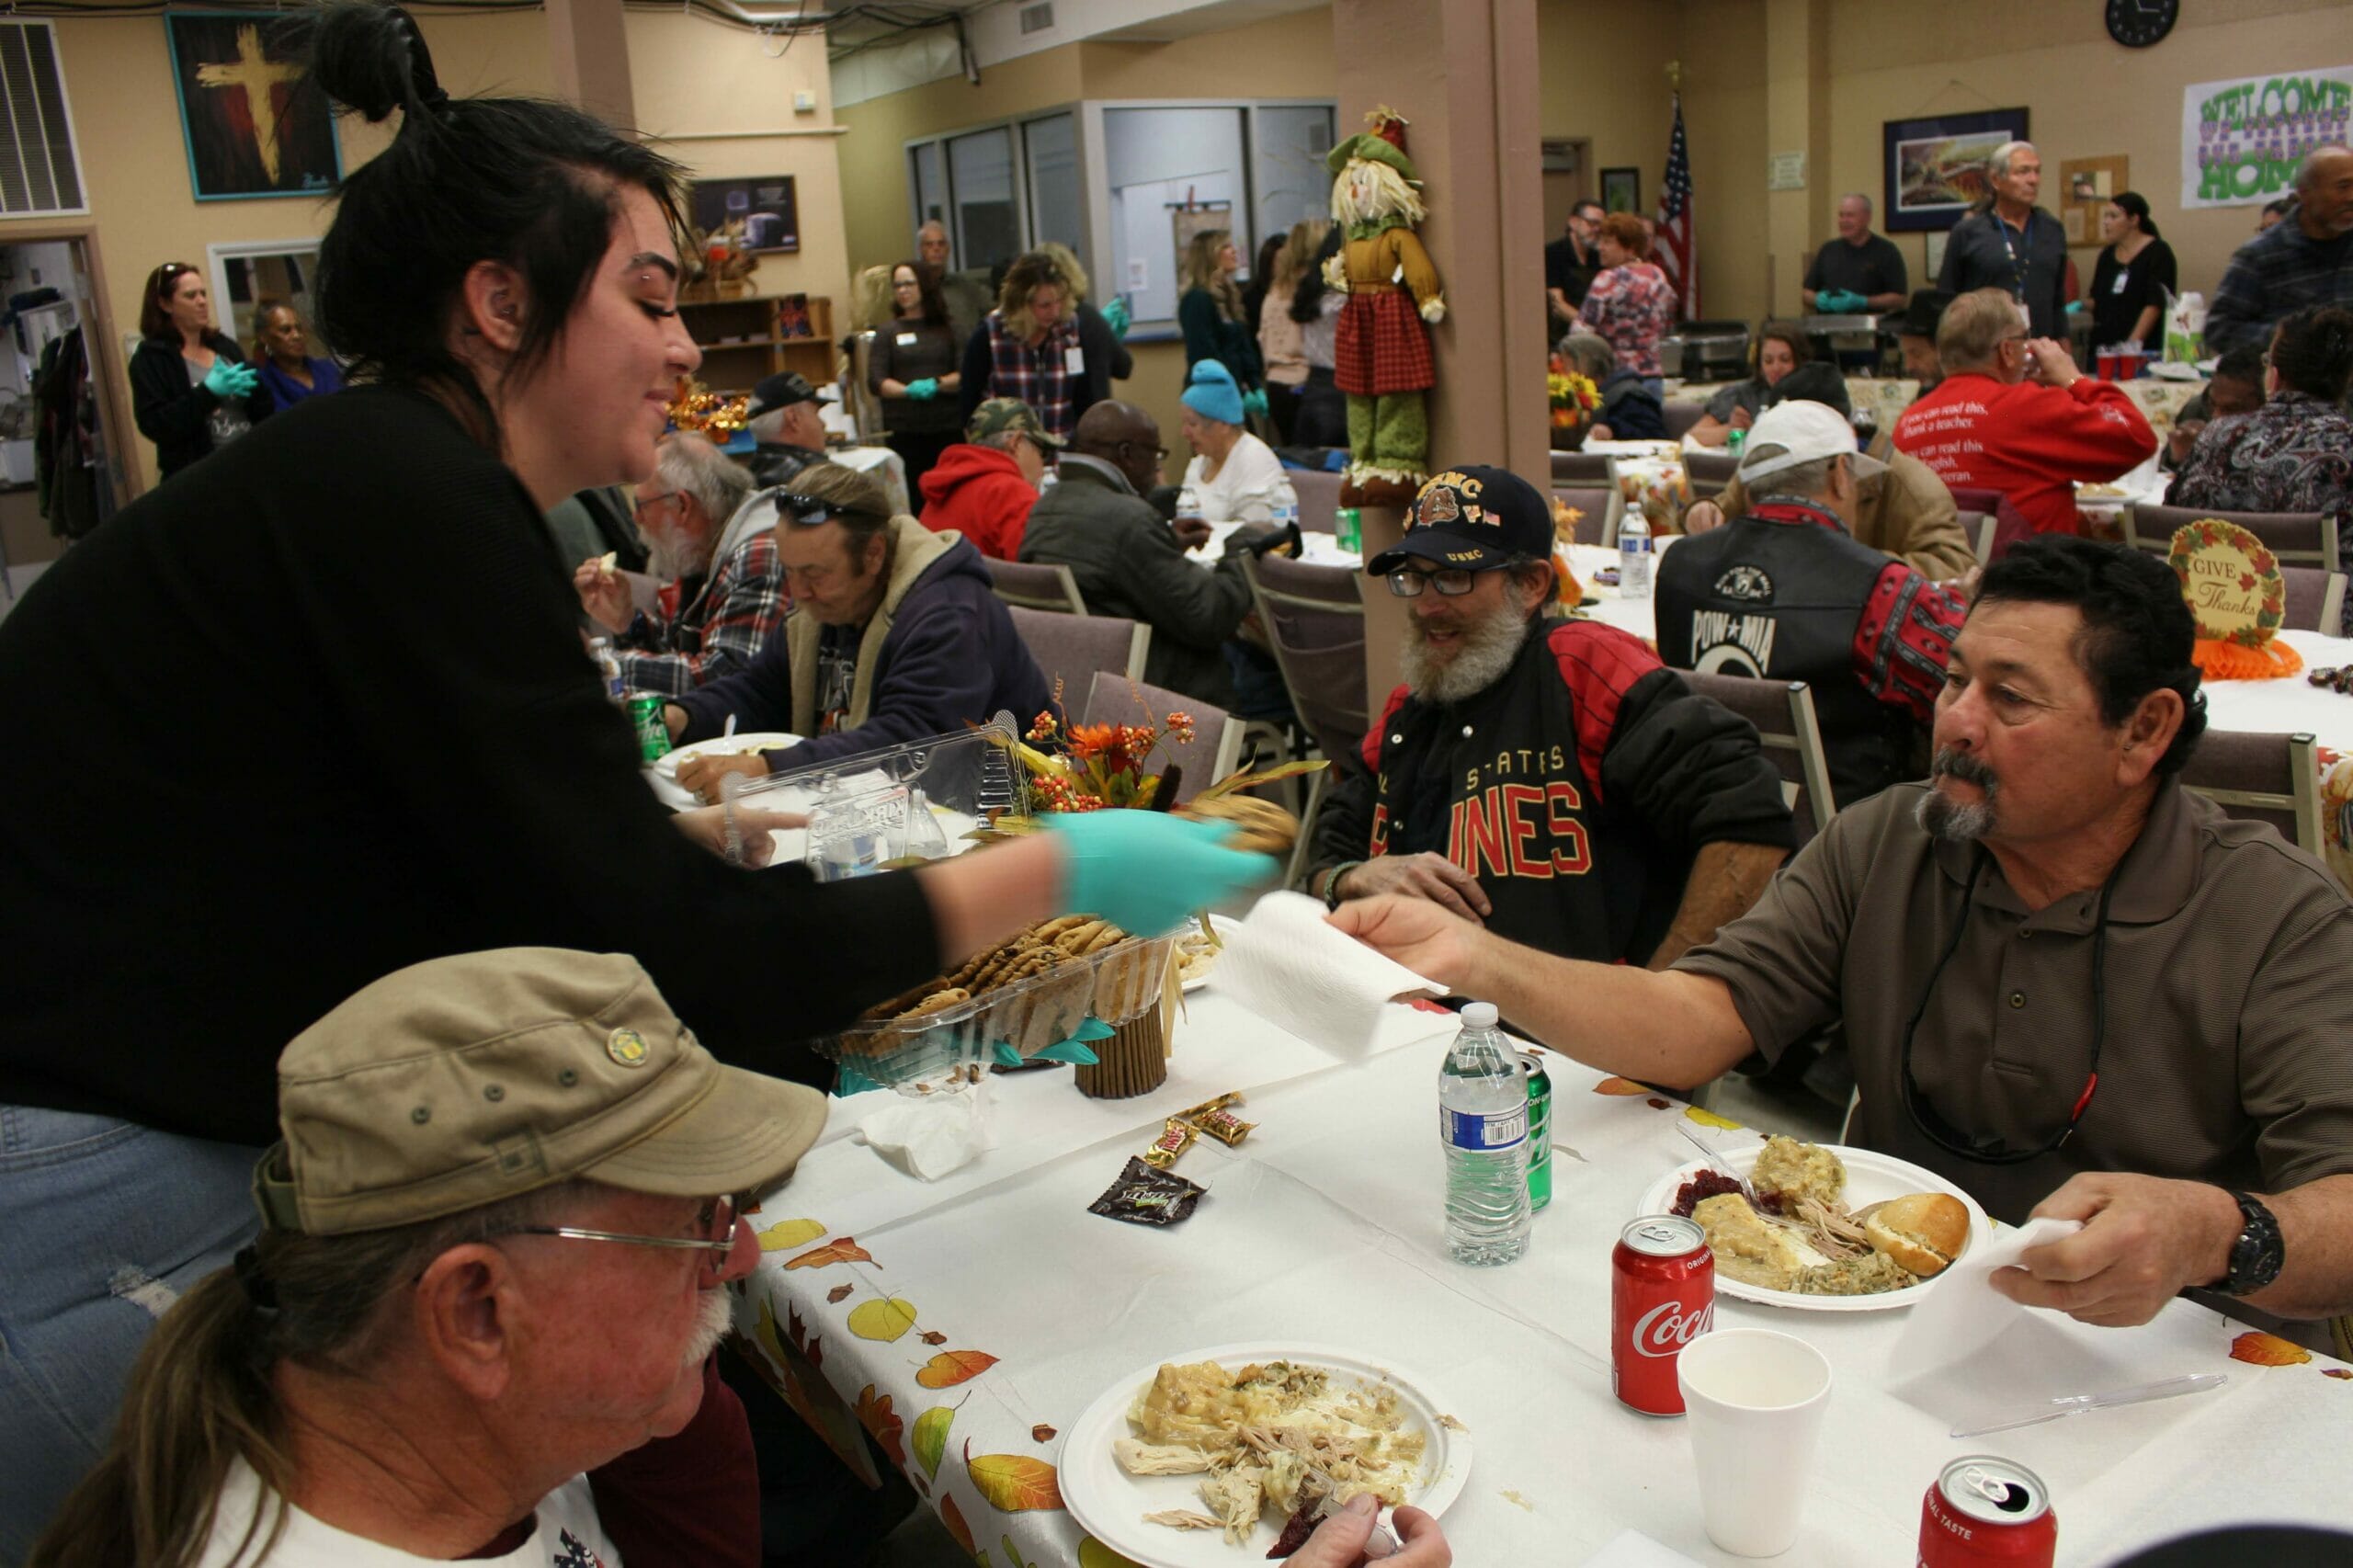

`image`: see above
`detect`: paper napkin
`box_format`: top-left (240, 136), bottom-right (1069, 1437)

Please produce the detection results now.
top-left (1209, 891), bottom-right (1446, 1058)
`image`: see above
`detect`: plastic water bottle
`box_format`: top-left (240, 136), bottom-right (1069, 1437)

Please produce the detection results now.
top-left (1038, 463), bottom-right (1059, 494)
top-left (1272, 494), bottom-right (1298, 531)
top-left (1619, 512), bottom-right (1653, 601)
top-left (1176, 483), bottom-right (1202, 520)
top-left (589, 637), bottom-right (627, 704)
top-left (1438, 1002), bottom-right (1531, 1266)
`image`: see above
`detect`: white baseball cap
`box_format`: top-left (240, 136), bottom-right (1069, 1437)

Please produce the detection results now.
top-left (1736, 400), bottom-right (1886, 486)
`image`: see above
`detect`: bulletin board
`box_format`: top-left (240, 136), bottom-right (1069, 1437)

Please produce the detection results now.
top-left (2059, 155), bottom-right (2130, 247)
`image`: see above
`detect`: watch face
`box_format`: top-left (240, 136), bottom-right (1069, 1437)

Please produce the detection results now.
top-left (2106, 0), bottom-right (2178, 48)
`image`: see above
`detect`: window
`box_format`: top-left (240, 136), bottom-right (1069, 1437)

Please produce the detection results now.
top-left (1023, 114), bottom-right (1082, 259)
top-left (947, 126), bottom-right (1019, 276)
top-left (0, 23), bottom-right (85, 217)
top-left (911, 140), bottom-right (948, 241)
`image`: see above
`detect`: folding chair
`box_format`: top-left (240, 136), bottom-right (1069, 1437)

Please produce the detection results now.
top-left (2125, 504), bottom-right (2337, 571)
top-left (1007, 606), bottom-right (1149, 699)
top-left (1676, 672), bottom-right (1838, 846)
top-left (2179, 730), bottom-right (2325, 858)
top-left (1084, 671), bottom-right (1244, 790)
top-left (2279, 567), bottom-right (2347, 635)
top-left (987, 558), bottom-right (1087, 614)
top-left (1244, 553), bottom-right (1370, 882)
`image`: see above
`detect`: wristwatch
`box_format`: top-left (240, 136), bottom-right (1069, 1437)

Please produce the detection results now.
top-left (2213, 1189), bottom-right (2285, 1297)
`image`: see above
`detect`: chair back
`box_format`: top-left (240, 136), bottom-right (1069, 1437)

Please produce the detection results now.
top-left (1552, 487), bottom-right (1610, 545)
top-left (1288, 466), bottom-right (1344, 533)
top-left (987, 558), bottom-right (1088, 614)
top-left (1676, 671), bottom-right (1837, 845)
top-left (1008, 606), bottom-right (1149, 700)
top-left (1551, 450), bottom-right (1612, 483)
top-left (1083, 671), bottom-right (1245, 791)
top-left (1948, 487), bottom-right (2037, 563)
top-left (1243, 554), bottom-right (1370, 771)
top-left (2179, 731), bottom-right (2325, 858)
top-left (2125, 504), bottom-right (2337, 570)
top-left (1958, 511), bottom-right (1996, 563)
top-left (2279, 566), bottom-right (2348, 635)
top-left (1663, 400), bottom-right (1706, 440)
top-left (1683, 449), bottom-right (1741, 498)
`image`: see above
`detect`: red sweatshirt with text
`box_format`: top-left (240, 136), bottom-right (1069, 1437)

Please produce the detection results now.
top-left (1892, 372), bottom-right (2156, 537)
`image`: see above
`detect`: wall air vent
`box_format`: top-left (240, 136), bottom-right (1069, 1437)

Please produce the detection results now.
top-left (1018, 4), bottom-right (1056, 36)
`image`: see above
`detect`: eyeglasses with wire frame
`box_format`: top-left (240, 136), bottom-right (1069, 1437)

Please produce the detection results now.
top-left (506, 1193), bottom-right (746, 1285)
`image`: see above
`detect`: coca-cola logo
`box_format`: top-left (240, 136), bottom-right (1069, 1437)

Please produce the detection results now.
top-left (1631, 1299), bottom-right (1714, 1357)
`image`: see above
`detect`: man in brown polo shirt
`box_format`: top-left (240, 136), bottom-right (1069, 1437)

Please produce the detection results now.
top-left (1334, 538), bottom-right (2353, 1343)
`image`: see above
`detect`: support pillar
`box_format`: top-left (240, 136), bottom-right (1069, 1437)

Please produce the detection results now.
top-left (548, 0), bottom-right (637, 131)
top-left (1330, 0), bottom-right (1548, 714)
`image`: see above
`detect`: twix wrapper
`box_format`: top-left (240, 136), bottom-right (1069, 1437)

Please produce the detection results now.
top-left (1141, 1117), bottom-right (1199, 1170)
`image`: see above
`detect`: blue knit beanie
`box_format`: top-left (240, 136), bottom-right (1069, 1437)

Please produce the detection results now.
top-left (1180, 358), bottom-right (1245, 426)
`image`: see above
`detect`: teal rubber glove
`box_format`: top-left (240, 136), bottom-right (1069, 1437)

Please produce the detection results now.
top-left (203, 358), bottom-right (257, 398)
top-left (2065, 300), bottom-right (2084, 316)
top-left (1102, 295), bottom-right (1131, 340)
top-left (1045, 812), bottom-right (1276, 936)
top-left (904, 377), bottom-right (938, 401)
top-left (1243, 386), bottom-right (1270, 421)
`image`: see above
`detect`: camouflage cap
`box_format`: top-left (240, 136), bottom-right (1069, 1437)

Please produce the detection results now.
top-left (965, 396), bottom-right (1063, 448)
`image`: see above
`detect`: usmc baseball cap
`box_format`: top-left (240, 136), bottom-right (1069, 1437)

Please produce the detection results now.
top-left (965, 396), bottom-right (1063, 448)
top-left (1737, 401), bottom-right (1886, 487)
top-left (747, 371), bottom-right (820, 416)
top-left (253, 949), bottom-right (827, 1236)
top-left (1365, 465), bottom-right (1554, 575)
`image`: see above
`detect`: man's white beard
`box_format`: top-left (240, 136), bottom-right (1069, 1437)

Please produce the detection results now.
top-left (646, 530), bottom-right (713, 586)
top-left (1401, 602), bottom-right (1532, 705)
top-left (681, 1285), bottom-right (732, 1369)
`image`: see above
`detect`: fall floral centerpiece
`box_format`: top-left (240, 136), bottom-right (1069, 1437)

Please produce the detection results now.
top-left (1548, 353), bottom-right (1601, 449)
top-left (985, 688), bottom-right (1323, 1096)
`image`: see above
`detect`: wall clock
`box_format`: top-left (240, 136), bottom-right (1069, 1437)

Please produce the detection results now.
top-left (2106, 0), bottom-right (2178, 48)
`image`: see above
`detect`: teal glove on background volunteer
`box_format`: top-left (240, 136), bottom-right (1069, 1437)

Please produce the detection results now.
top-left (904, 378), bottom-right (938, 401)
top-left (1242, 386), bottom-right (1269, 421)
top-left (1046, 812), bottom-right (1275, 936)
top-left (1103, 296), bottom-right (1131, 340)
top-left (204, 358), bottom-right (258, 398)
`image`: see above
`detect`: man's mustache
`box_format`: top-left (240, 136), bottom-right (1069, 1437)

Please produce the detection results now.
top-left (1930, 748), bottom-right (1996, 789)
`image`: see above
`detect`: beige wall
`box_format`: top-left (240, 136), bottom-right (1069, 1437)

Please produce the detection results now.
top-left (13, 10), bottom-right (847, 505)
top-left (1821, 0), bottom-right (2344, 319)
top-left (1677, 0), bottom-right (1771, 325)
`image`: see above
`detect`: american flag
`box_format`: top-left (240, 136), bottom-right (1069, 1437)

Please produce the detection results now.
top-left (1655, 94), bottom-right (1696, 320)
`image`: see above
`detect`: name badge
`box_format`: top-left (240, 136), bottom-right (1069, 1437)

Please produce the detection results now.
top-left (2110, 270), bottom-right (2131, 295)
top-left (895, 332), bottom-right (918, 345)
top-left (1063, 346), bottom-right (1086, 374)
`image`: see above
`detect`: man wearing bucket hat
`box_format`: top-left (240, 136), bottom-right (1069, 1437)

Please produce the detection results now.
top-left (1657, 400), bottom-right (1968, 808)
top-left (29, 949), bottom-right (813, 1567)
top-left (1303, 465), bottom-right (1794, 969)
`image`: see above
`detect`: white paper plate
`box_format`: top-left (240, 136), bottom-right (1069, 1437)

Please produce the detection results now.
top-left (651, 732), bottom-right (801, 779)
top-left (1175, 914), bottom-right (1241, 994)
top-left (1633, 1142), bottom-right (1994, 1313)
top-left (1059, 1342), bottom-right (1472, 1567)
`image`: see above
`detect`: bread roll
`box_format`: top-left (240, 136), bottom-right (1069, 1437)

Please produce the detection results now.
top-left (1863, 1191), bottom-right (1970, 1277)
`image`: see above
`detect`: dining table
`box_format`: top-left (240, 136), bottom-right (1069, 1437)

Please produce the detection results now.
top-left (727, 978), bottom-right (2353, 1567)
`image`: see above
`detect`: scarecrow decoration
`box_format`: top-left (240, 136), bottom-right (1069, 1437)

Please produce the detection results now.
top-left (1325, 107), bottom-right (1445, 505)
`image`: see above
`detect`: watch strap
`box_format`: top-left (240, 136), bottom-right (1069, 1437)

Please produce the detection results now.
top-left (2216, 1188), bottom-right (2285, 1298)
top-left (1324, 860), bottom-right (1364, 910)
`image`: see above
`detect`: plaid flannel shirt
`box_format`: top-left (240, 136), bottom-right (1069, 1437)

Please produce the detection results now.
top-left (2204, 221), bottom-right (2353, 355)
top-left (617, 530), bottom-right (789, 699)
top-left (983, 312), bottom-right (1081, 438)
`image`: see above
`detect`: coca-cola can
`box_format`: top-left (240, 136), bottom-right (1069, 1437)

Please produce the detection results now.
top-left (1611, 1214), bottom-right (1714, 1416)
top-left (1917, 1455), bottom-right (2056, 1567)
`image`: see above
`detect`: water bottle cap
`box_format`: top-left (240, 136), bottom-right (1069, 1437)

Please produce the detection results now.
top-left (1461, 1001), bottom-right (1498, 1029)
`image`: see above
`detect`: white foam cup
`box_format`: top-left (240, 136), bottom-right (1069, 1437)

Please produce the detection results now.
top-left (1675, 1327), bottom-right (1833, 1557)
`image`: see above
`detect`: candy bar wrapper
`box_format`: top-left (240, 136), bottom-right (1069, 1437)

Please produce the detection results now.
top-left (1088, 1156), bottom-right (1207, 1226)
top-left (1176, 1091), bottom-right (1241, 1123)
top-left (1186, 1106), bottom-right (1256, 1148)
top-left (1141, 1116), bottom-right (1199, 1170)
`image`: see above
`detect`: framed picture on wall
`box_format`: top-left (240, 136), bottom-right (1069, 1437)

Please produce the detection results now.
top-left (1881, 108), bottom-right (2029, 233)
top-left (166, 13), bottom-right (342, 201)
top-left (1600, 167), bottom-right (1642, 215)
top-left (690, 176), bottom-right (801, 253)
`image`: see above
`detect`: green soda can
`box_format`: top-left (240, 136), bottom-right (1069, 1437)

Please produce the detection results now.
top-left (1336, 506), bottom-right (1362, 554)
top-left (627, 692), bottom-right (672, 762)
top-left (1519, 1049), bottom-right (1552, 1210)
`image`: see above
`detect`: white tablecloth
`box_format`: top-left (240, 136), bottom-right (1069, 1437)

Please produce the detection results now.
top-left (732, 991), bottom-right (2352, 1566)
top-left (1197, 520), bottom-right (1362, 568)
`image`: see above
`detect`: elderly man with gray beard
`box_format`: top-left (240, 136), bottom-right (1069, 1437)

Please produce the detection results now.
top-left (1302, 464), bottom-right (1794, 971)
top-left (1334, 538), bottom-right (2353, 1351)
top-left (574, 431), bottom-right (783, 697)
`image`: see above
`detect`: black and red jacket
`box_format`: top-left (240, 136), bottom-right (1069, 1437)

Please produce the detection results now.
top-left (1310, 618), bottom-right (1796, 965)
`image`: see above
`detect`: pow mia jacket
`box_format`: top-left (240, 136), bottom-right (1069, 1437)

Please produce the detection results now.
top-left (1311, 618), bottom-right (1795, 964)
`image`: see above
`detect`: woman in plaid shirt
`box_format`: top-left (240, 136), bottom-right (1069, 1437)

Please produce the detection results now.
top-left (1571, 211), bottom-right (1677, 388)
top-left (956, 251), bottom-right (1088, 442)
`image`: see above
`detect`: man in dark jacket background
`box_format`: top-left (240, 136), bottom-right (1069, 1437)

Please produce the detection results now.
top-left (1019, 401), bottom-right (1266, 707)
top-left (665, 462), bottom-right (1050, 798)
top-left (1304, 464), bottom-right (1795, 970)
top-left (743, 371), bottom-right (828, 491)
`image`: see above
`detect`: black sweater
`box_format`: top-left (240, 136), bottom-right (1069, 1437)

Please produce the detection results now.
top-left (0, 386), bottom-right (938, 1145)
top-left (129, 333), bottom-right (268, 480)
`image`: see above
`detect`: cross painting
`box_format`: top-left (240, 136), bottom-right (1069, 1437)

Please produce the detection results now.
top-left (166, 13), bottom-right (342, 201)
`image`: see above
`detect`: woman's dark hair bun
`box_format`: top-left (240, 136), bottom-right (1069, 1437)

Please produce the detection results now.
top-left (308, 2), bottom-right (443, 124)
